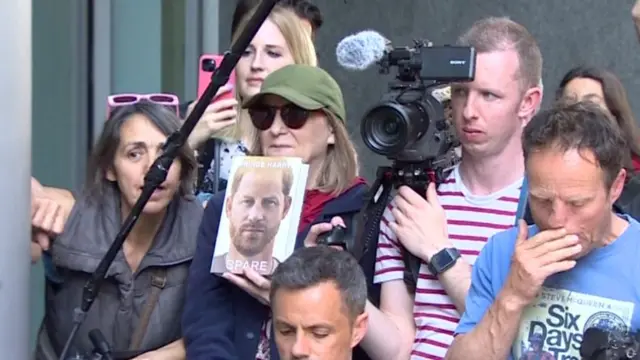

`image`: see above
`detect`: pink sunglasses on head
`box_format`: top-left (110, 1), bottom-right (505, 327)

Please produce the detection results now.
top-left (106, 93), bottom-right (180, 118)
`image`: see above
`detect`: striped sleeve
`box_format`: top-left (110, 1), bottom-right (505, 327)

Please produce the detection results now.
top-left (373, 201), bottom-right (405, 284)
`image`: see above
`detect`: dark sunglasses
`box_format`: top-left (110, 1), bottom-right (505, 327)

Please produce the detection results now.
top-left (248, 103), bottom-right (315, 131)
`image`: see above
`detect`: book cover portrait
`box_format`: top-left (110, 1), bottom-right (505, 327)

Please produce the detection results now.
top-left (210, 156), bottom-right (308, 275)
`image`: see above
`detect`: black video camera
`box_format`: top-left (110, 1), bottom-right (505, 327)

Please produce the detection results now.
top-left (581, 327), bottom-right (640, 360)
top-left (350, 41), bottom-right (477, 296)
top-left (360, 40), bottom-right (475, 166)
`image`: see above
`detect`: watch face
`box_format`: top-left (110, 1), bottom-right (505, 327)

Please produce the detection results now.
top-left (430, 248), bottom-right (460, 274)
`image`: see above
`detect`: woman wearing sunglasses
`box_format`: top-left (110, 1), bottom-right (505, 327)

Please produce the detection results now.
top-left (35, 101), bottom-right (202, 360)
top-left (183, 64), bottom-right (368, 360)
top-left (185, 4), bottom-right (317, 205)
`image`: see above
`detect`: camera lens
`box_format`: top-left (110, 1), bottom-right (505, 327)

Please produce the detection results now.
top-left (202, 58), bottom-right (217, 72)
top-left (361, 104), bottom-right (407, 156)
top-left (382, 119), bottom-right (400, 136)
top-left (361, 102), bottom-right (427, 157)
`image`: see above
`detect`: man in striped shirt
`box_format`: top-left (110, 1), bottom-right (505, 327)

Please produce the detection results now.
top-left (358, 17), bottom-right (543, 360)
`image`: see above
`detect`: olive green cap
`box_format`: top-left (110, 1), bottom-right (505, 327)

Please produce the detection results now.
top-left (243, 64), bottom-right (346, 122)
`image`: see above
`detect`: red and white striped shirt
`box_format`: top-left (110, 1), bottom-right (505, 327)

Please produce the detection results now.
top-left (374, 165), bottom-right (522, 359)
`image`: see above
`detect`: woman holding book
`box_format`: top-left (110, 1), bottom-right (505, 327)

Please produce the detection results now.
top-left (182, 64), bottom-right (369, 360)
top-left (34, 101), bottom-right (203, 359)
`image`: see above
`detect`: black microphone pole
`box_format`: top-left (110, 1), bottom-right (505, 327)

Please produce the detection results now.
top-left (57, 1), bottom-right (278, 359)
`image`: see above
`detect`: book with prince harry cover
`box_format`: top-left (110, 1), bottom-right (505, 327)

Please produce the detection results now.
top-left (210, 156), bottom-right (308, 275)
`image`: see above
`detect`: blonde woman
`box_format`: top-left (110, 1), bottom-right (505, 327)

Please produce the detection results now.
top-left (188, 5), bottom-right (318, 203)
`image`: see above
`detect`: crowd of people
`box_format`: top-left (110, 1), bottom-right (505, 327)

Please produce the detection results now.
top-left (28, 0), bottom-right (640, 359)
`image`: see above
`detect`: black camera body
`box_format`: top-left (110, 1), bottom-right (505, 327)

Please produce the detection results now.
top-left (360, 40), bottom-right (475, 165)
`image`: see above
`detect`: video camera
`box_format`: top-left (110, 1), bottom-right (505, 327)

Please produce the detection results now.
top-left (321, 39), bottom-right (476, 259)
top-left (338, 40), bottom-right (476, 291)
top-left (360, 40), bottom-right (474, 170)
top-left (581, 327), bottom-right (640, 360)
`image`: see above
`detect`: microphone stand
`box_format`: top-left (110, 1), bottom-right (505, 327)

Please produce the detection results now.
top-left (57, 1), bottom-right (278, 359)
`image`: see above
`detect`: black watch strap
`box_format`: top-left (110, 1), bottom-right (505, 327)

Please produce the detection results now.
top-left (427, 248), bottom-right (461, 275)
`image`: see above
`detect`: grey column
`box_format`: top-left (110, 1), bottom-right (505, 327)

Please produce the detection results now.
top-left (202, 0), bottom-right (220, 54)
top-left (0, 0), bottom-right (32, 358)
top-left (92, 0), bottom-right (112, 144)
top-left (184, 0), bottom-right (204, 102)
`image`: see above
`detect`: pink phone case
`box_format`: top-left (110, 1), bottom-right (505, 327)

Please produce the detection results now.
top-left (198, 54), bottom-right (236, 103)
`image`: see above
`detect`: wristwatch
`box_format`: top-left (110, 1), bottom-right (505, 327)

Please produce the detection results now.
top-left (427, 248), bottom-right (461, 275)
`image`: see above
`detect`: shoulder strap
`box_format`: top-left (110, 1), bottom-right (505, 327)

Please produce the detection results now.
top-left (129, 268), bottom-right (167, 350)
top-left (515, 176), bottom-right (529, 225)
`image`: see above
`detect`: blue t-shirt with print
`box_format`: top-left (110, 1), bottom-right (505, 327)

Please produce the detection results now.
top-left (455, 214), bottom-right (640, 360)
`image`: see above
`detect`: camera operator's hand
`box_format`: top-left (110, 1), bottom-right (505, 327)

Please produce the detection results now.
top-left (303, 216), bottom-right (346, 249)
top-left (389, 183), bottom-right (452, 262)
top-left (502, 220), bottom-right (581, 307)
top-left (186, 85), bottom-right (237, 149)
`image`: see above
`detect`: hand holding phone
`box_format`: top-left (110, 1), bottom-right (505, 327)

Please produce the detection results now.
top-left (198, 54), bottom-right (237, 103)
top-left (186, 89), bottom-right (238, 149)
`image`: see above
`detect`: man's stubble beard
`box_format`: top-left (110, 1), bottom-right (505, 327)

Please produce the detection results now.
top-left (230, 222), bottom-right (277, 257)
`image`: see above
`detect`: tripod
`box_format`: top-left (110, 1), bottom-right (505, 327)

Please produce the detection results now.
top-left (355, 159), bottom-right (454, 293)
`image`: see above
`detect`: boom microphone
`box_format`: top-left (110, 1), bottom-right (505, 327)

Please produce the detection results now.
top-left (336, 30), bottom-right (388, 71)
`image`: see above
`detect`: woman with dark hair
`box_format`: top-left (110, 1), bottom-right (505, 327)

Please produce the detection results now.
top-left (556, 66), bottom-right (640, 172)
top-left (34, 101), bottom-right (203, 360)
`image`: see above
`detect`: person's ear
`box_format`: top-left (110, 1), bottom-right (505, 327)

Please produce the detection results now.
top-left (518, 86), bottom-right (543, 126)
top-left (350, 312), bottom-right (369, 348)
top-left (225, 195), bottom-right (233, 218)
top-left (282, 196), bottom-right (292, 219)
top-left (106, 167), bottom-right (117, 181)
top-left (609, 168), bottom-right (627, 204)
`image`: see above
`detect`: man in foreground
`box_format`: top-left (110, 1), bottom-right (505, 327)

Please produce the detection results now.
top-left (446, 101), bottom-right (640, 359)
top-left (270, 246), bottom-right (368, 360)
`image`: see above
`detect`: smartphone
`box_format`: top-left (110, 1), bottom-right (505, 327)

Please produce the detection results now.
top-left (197, 54), bottom-right (236, 103)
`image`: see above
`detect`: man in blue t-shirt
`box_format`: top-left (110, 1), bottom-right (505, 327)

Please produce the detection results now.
top-left (446, 100), bottom-right (640, 360)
